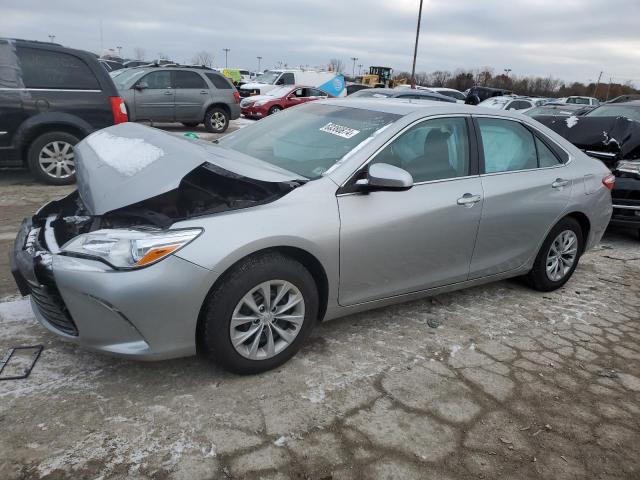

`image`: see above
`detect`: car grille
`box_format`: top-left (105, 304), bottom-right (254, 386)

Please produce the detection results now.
top-left (239, 89), bottom-right (259, 98)
top-left (29, 282), bottom-right (78, 336)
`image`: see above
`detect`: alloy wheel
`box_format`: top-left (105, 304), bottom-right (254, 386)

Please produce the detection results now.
top-left (210, 112), bottom-right (227, 131)
top-left (546, 230), bottom-right (578, 281)
top-left (38, 141), bottom-right (75, 179)
top-left (229, 280), bottom-right (305, 360)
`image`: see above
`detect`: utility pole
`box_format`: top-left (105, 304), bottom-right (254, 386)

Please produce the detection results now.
top-left (222, 48), bottom-right (230, 68)
top-left (410, 0), bottom-right (424, 89)
top-left (592, 71), bottom-right (603, 98)
top-left (256, 56), bottom-right (262, 72)
top-left (48, 35), bottom-right (55, 43)
top-left (350, 57), bottom-right (358, 78)
top-left (605, 77), bottom-right (613, 101)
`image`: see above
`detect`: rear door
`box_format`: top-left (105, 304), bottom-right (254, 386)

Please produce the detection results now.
top-left (469, 116), bottom-right (572, 279)
top-left (338, 116), bottom-right (483, 305)
top-left (133, 70), bottom-right (174, 121)
top-left (174, 70), bottom-right (209, 121)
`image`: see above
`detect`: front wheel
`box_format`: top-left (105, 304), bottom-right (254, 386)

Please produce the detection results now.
top-left (27, 131), bottom-right (79, 185)
top-left (199, 252), bottom-right (319, 374)
top-left (204, 107), bottom-right (229, 133)
top-left (525, 217), bottom-right (583, 291)
top-left (268, 105), bottom-right (283, 115)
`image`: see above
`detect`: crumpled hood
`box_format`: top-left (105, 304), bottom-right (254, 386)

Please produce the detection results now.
top-left (241, 94), bottom-right (271, 105)
top-left (75, 123), bottom-right (304, 215)
top-left (240, 82), bottom-right (274, 91)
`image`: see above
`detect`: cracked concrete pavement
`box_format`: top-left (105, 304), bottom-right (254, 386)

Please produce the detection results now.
top-left (1, 141), bottom-right (640, 479)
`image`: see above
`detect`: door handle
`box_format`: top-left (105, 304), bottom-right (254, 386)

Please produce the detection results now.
top-left (200, 90), bottom-right (208, 94)
top-left (552, 178), bottom-right (569, 188)
top-left (164, 91), bottom-right (173, 96)
top-left (457, 193), bottom-right (482, 207)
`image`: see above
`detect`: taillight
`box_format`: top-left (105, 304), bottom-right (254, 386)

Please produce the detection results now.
top-left (233, 91), bottom-right (240, 104)
top-left (602, 173), bottom-right (615, 190)
top-left (109, 96), bottom-right (128, 124)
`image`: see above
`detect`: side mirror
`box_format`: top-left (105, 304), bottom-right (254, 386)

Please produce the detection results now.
top-left (356, 163), bottom-right (413, 191)
top-left (135, 81), bottom-right (149, 90)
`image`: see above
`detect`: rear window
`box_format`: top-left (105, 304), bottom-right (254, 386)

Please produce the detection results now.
top-left (175, 70), bottom-right (207, 89)
top-left (16, 46), bottom-right (100, 90)
top-left (205, 73), bottom-right (232, 89)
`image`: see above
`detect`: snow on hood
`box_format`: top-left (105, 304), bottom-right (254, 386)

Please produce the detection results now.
top-left (241, 95), bottom-right (270, 104)
top-left (565, 116), bottom-right (579, 128)
top-left (75, 123), bottom-right (304, 215)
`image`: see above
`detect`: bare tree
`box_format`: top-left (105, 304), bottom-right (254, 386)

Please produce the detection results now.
top-left (429, 70), bottom-right (451, 87)
top-left (329, 58), bottom-right (344, 73)
top-left (191, 51), bottom-right (214, 67)
top-left (133, 47), bottom-right (145, 61)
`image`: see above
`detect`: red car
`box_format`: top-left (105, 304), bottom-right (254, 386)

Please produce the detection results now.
top-left (240, 85), bottom-right (332, 118)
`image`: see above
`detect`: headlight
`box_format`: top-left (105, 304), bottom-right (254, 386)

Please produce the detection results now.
top-left (617, 160), bottom-right (640, 175)
top-left (61, 228), bottom-right (202, 269)
top-left (254, 100), bottom-right (269, 106)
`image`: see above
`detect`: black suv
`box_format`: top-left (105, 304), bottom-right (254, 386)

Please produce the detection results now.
top-left (0, 38), bottom-right (127, 185)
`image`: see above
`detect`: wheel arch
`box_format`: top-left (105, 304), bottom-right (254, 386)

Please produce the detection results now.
top-left (564, 211), bottom-right (591, 253)
top-left (195, 245), bottom-right (330, 351)
top-left (204, 102), bottom-right (231, 118)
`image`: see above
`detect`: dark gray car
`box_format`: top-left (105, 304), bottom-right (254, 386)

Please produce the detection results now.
top-left (114, 67), bottom-right (241, 133)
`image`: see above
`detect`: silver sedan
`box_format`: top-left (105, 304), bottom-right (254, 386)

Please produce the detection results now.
top-left (11, 99), bottom-right (613, 373)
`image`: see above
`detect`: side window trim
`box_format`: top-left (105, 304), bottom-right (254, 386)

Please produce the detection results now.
top-left (337, 114), bottom-right (478, 194)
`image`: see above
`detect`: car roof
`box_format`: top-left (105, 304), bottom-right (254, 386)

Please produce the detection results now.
top-left (599, 100), bottom-right (640, 107)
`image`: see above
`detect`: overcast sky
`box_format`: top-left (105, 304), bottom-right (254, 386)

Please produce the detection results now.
top-left (2, 0), bottom-right (639, 85)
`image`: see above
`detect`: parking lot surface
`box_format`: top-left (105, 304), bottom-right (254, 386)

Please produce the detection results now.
top-left (1, 123), bottom-right (639, 479)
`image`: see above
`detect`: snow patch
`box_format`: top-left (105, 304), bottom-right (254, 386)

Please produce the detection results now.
top-left (450, 345), bottom-right (462, 357)
top-left (302, 389), bottom-right (326, 403)
top-left (565, 116), bottom-right (579, 128)
top-left (86, 131), bottom-right (164, 176)
top-left (273, 436), bottom-right (288, 447)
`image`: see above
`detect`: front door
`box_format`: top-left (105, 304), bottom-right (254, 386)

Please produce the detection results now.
top-left (338, 116), bottom-right (483, 306)
top-left (469, 117), bottom-right (572, 279)
top-left (133, 70), bottom-right (175, 122)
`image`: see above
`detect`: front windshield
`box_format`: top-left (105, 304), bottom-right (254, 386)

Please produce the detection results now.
top-left (254, 70), bottom-right (281, 85)
top-left (113, 69), bottom-right (146, 88)
top-left (218, 103), bottom-right (401, 178)
top-left (586, 105), bottom-right (640, 122)
top-left (266, 86), bottom-right (293, 97)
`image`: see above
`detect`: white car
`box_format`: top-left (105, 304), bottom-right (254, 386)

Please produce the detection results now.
top-left (561, 96), bottom-right (600, 106)
top-left (427, 87), bottom-right (466, 103)
top-left (478, 96), bottom-right (547, 113)
top-left (240, 69), bottom-right (346, 98)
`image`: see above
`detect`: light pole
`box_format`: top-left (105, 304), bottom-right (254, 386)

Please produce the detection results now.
top-left (350, 57), bottom-right (358, 78)
top-left (48, 34), bottom-right (55, 43)
top-left (410, 0), bottom-right (424, 89)
top-left (222, 48), bottom-right (230, 68)
top-left (358, 64), bottom-right (363, 75)
top-left (504, 68), bottom-right (512, 77)
top-left (117, 46), bottom-right (122, 57)
top-left (256, 56), bottom-right (262, 72)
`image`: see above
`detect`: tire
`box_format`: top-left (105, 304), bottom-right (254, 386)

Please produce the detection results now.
top-left (182, 122), bottom-right (200, 128)
top-left (200, 252), bottom-right (319, 374)
top-left (525, 217), bottom-right (583, 292)
top-left (204, 107), bottom-right (229, 133)
top-left (27, 131), bottom-right (79, 185)
top-left (268, 105), bottom-right (283, 115)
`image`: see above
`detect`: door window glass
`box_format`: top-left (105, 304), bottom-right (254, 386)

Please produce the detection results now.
top-left (279, 73), bottom-right (295, 85)
top-left (16, 46), bottom-right (99, 90)
top-left (138, 71), bottom-right (172, 89)
top-left (205, 72), bottom-right (232, 89)
top-left (506, 100), bottom-right (532, 110)
top-left (372, 117), bottom-right (470, 182)
top-left (174, 71), bottom-right (207, 89)
top-left (478, 118), bottom-right (537, 173)
top-left (536, 137), bottom-right (561, 167)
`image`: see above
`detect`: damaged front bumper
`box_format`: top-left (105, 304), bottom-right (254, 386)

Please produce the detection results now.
top-left (10, 203), bottom-right (214, 360)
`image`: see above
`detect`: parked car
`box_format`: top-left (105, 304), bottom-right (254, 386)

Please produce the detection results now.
top-left (0, 38), bottom-right (128, 184)
top-left (99, 59), bottom-right (124, 72)
top-left (123, 60), bottom-right (149, 68)
top-left (465, 86), bottom-right (513, 105)
top-left (349, 88), bottom-right (456, 103)
top-left (562, 96), bottom-right (600, 106)
top-left (12, 100), bottom-right (612, 373)
top-left (478, 96), bottom-right (546, 112)
top-left (607, 94), bottom-right (640, 104)
top-left (114, 66), bottom-right (241, 133)
top-left (240, 85), bottom-right (331, 118)
top-left (239, 69), bottom-right (346, 97)
top-left (428, 87), bottom-right (466, 103)
top-left (346, 83), bottom-right (371, 95)
top-left (534, 101), bottom-right (640, 236)
top-left (524, 103), bottom-right (594, 117)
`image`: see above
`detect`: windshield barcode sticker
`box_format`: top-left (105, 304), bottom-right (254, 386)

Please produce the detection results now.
top-left (319, 123), bottom-right (360, 139)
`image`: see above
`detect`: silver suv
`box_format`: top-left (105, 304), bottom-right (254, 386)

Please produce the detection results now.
top-left (114, 67), bottom-right (241, 133)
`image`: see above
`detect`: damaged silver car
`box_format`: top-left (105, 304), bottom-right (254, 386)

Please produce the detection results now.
top-left (11, 100), bottom-right (613, 373)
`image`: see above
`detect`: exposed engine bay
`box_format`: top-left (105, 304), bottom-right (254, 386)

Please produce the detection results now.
top-left (36, 163), bottom-right (303, 247)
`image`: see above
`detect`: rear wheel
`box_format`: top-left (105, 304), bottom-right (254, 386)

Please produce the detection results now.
top-left (526, 217), bottom-right (583, 291)
top-left (204, 107), bottom-right (229, 133)
top-left (200, 252), bottom-right (319, 374)
top-left (268, 105), bottom-right (283, 115)
top-left (27, 131), bottom-right (79, 185)
top-left (182, 122), bottom-right (200, 128)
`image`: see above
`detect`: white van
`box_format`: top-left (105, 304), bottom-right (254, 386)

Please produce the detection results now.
top-left (240, 69), bottom-right (346, 97)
